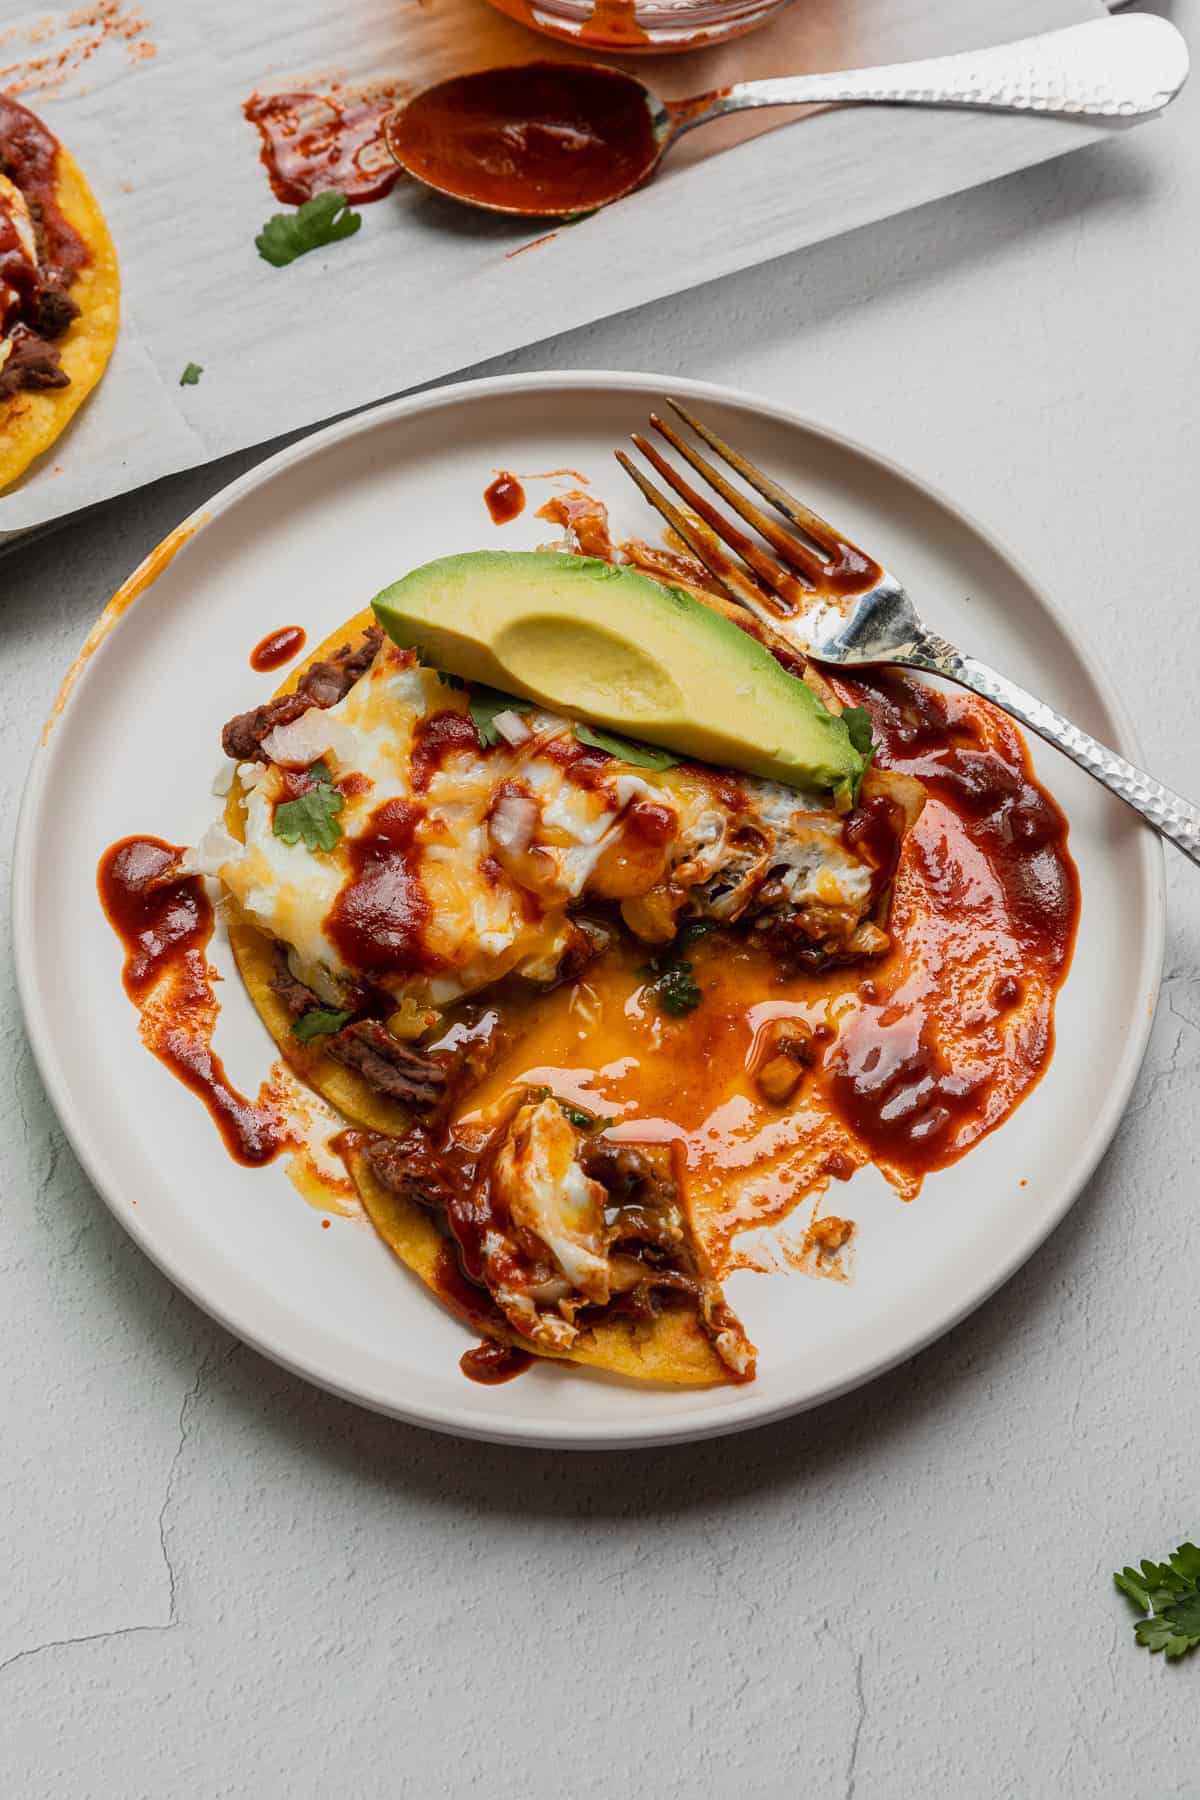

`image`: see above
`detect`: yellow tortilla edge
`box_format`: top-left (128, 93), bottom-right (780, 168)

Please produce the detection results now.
top-left (345, 1139), bottom-right (736, 1387)
top-left (0, 133), bottom-right (121, 493)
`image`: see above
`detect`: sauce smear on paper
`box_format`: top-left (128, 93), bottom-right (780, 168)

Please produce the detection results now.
top-left (244, 89), bottom-right (403, 205)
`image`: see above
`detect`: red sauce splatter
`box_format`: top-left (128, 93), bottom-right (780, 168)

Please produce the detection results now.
top-left (244, 89), bottom-right (403, 206)
top-left (97, 838), bottom-right (292, 1165)
top-left (0, 4), bottom-right (154, 101)
top-left (505, 232), bottom-right (559, 260)
top-left (460, 1340), bottom-right (534, 1384)
top-left (484, 471), bottom-right (525, 524)
top-left (326, 798), bottom-right (431, 977)
top-left (819, 671), bottom-right (1080, 1184)
top-left (250, 625), bottom-right (307, 673)
top-left (386, 63), bottom-right (660, 215)
top-left (536, 489), bottom-right (618, 558)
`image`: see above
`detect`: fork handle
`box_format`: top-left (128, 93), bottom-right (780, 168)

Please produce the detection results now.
top-left (675, 16), bottom-right (1188, 133)
top-left (913, 644), bottom-right (1200, 867)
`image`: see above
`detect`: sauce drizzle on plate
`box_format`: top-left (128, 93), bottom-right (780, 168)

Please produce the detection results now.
top-left (250, 624), bottom-right (306, 672)
top-left (97, 837), bottom-right (293, 1165)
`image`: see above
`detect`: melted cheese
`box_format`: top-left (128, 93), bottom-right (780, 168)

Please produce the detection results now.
top-left (194, 639), bottom-right (876, 1009)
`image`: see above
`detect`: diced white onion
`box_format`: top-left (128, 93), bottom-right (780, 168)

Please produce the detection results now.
top-left (493, 709), bottom-right (532, 746)
top-left (260, 709), bottom-right (355, 769)
top-left (489, 790), bottom-right (538, 856)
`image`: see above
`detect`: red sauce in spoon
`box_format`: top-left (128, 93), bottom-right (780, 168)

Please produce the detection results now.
top-left (386, 63), bottom-right (661, 215)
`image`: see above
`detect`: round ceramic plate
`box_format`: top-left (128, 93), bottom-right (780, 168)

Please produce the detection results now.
top-left (14, 371), bottom-right (1163, 1449)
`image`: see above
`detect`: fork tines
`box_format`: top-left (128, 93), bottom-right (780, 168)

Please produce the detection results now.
top-left (616, 399), bottom-right (878, 623)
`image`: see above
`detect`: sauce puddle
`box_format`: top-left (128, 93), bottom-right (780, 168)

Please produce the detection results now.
top-left (97, 837), bottom-right (294, 1165)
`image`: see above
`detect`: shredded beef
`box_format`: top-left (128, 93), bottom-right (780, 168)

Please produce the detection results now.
top-left (221, 690), bottom-right (313, 762)
top-left (326, 1020), bottom-right (447, 1110)
top-left (268, 953), bottom-right (319, 1019)
top-left (363, 1130), bottom-right (458, 1210)
top-left (34, 284), bottom-right (79, 338)
top-left (220, 626), bottom-right (384, 762)
top-left (298, 626), bottom-right (383, 708)
top-left (0, 323), bottom-right (67, 397)
top-left (580, 1139), bottom-right (677, 1212)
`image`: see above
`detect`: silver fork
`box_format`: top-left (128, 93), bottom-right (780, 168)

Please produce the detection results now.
top-left (616, 401), bottom-right (1200, 865)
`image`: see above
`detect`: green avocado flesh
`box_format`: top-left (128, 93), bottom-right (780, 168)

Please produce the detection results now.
top-left (372, 550), bottom-right (863, 798)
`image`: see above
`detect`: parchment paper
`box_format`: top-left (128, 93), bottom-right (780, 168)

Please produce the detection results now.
top-left (0, 0), bottom-right (1119, 538)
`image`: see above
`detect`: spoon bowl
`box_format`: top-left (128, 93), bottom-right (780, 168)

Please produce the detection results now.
top-left (385, 62), bottom-right (670, 217)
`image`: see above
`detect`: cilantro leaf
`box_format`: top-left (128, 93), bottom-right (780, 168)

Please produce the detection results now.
top-left (255, 190), bottom-right (362, 268)
top-left (639, 955), bottom-right (702, 1015)
top-left (292, 1007), bottom-right (354, 1043)
top-left (179, 362), bottom-right (203, 386)
top-left (1115, 1541), bottom-right (1200, 1660)
top-left (469, 683), bottom-right (527, 747)
top-left (273, 763), bottom-right (344, 853)
top-left (650, 961), bottom-right (702, 1015)
top-left (574, 722), bottom-right (680, 770)
top-left (839, 705), bottom-right (876, 804)
top-left (557, 1099), bottom-right (614, 1131)
top-left (841, 706), bottom-right (875, 759)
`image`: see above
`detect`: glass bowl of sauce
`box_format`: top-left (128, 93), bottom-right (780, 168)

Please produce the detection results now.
top-left (484, 0), bottom-right (788, 53)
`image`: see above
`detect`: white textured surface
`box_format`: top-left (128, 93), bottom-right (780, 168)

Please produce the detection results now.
top-left (2, 6), bottom-right (1198, 1790)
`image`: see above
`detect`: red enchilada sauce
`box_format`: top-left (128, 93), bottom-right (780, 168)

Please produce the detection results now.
top-left (326, 798), bottom-right (430, 977)
top-left (96, 838), bottom-right (292, 1165)
top-left (484, 471), bottom-right (525, 524)
top-left (0, 95), bottom-right (89, 283)
top-left (820, 671), bottom-right (1079, 1187)
top-left (386, 64), bottom-right (661, 215)
top-left (244, 90), bottom-right (402, 206)
top-left (250, 625), bottom-right (306, 672)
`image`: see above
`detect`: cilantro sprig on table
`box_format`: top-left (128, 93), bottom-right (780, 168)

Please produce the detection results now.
top-left (179, 362), bottom-right (203, 386)
top-left (1115, 1543), bottom-right (1200, 1661)
top-left (272, 761), bottom-right (344, 854)
top-left (256, 191), bottom-right (363, 268)
top-left (639, 919), bottom-right (713, 1018)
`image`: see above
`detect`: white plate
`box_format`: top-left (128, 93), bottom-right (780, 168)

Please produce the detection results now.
top-left (14, 371), bottom-right (1164, 1450)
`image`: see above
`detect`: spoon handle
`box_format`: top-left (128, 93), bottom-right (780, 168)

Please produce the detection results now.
top-left (676, 15), bottom-right (1188, 136)
top-left (912, 642), bottom-right (1200, 869)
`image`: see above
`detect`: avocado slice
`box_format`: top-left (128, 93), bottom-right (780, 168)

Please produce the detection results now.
top-left (372, 550), bottom-right (863, 799)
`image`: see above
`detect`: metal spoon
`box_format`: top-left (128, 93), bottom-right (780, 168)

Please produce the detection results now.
top-left (385, 14), bottom-right (1188, 217)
